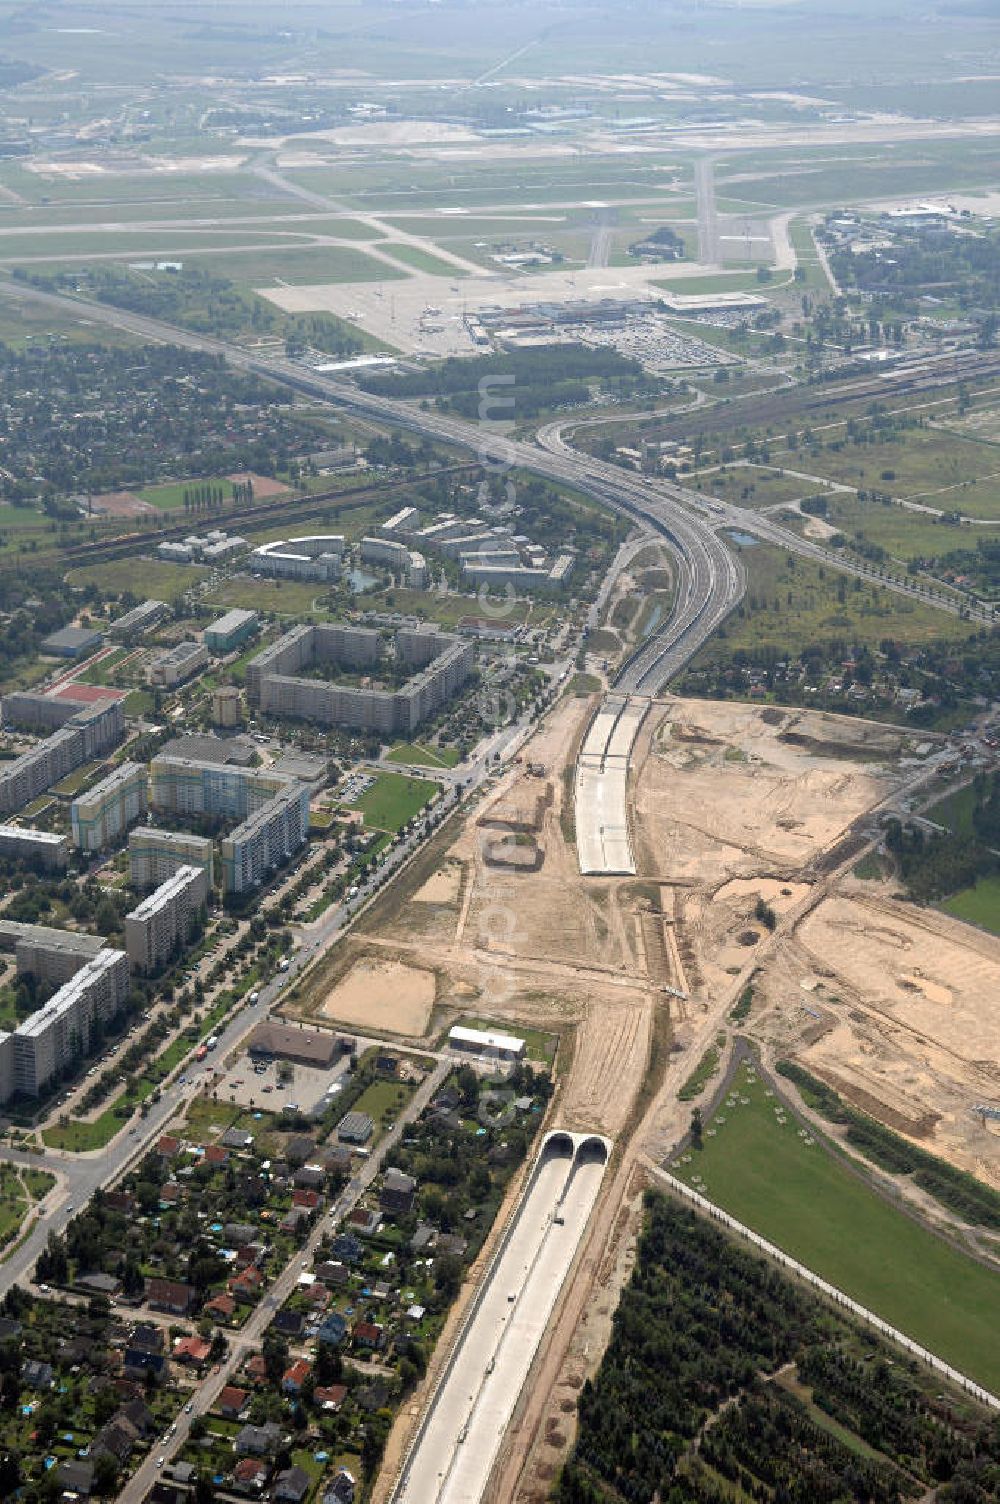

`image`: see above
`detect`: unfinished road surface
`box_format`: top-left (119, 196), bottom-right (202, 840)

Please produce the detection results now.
top-left (393, 1132), bottom-right (609, 1504)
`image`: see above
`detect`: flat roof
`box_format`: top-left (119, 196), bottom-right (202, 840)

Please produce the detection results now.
top-left (206, 608), bottom-right (258, 635)
top-left (0, 825), bottom-right (66, 847)
top-left (127, 864), bottom-right (205, 920)
top-left (449, 1024), bottom-right (526, 1054)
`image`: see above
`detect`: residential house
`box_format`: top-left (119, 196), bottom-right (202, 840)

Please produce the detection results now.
top-left (380, 1168), bottom-right (416, 1216)
top-left (242, 1353), bottom-right (269, 1386)
top-left (280, 1206), bottom-right (310, 1235)
top-left (93, 1414), bottom-right (140, 1464)
top-left (234, 1421), bottom-right (282, 1456)
top-left (123, 1348), bottom-right (166, 1384)
top-left (315, 1260), bottom-right (349, 1288)
top-left (282, 1358), bottom-right (311, 1396)
top-left (202, 1144), bottom-right (229, 1168)
top-left (120, 1399), bottom-right (156, 1438)
top-left (292, 1188), bottom-right (321, 1211)
top-left (56, 1459), bottom-right (94, 1496)
top-left (218, 1384), bottom-right (249, 1420)
top-left (204, 1292), bottom-right (237, 1323)
top-left (294, 1165), bottom-right (325, 1191)
top-left (21, 1358), bottom-right (53, 1388)
top-left (275, 1466), bottom-right (311, 1504)
top-left (233, 1457), bottom-right (269, 1494)
top-left (285, 1135), bottom-right (315, 1165)
top-left (221, 1127), bottom-right (254, 1151)
top-left (331, 1233), bottom-right (363, 1264)
top-left (230, 1266), bottom-right (263, 1303)
top-left (348, 1207), bottom-right (379, 1237)
top-left (155, 1134), bottom-right (180, 1158)
top-left (129, 1322), bottom-right (163, 1354)
top-left (316, 1312), bottom-right (348, 1348)
top-left (314, 1384), bottom-right (347, 1412)
top-left (352, 1320), bottom-right (384, 1351)
top-left (324, 1470), bottom-right (357, 1504)
top-left (172, 1335), bottom-right (211, 1366)
top-left (146, 1277), bottom-right (195, 1315)
top-left (272, 1309), bottom-right (302, 1338)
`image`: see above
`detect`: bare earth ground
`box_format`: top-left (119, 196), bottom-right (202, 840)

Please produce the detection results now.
top-left (318, 955), bottom-right (436, 1036)
top-left (353, 691), bottom-right (999, 1503)
top-left (226, 470), bottom-right (290, 497)
top-left (91, 489), bottom-right (155, 516)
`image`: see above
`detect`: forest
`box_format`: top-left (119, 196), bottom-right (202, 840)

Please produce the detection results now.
top-left (883, 769), bottom-right (1000, 903)
top-left (554, 1193), bottom-right (1000, 1504)
top-left (355, 343), bottom-right (657, 417)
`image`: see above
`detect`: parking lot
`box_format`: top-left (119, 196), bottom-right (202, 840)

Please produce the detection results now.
top-left (211, 1050), bottom-right (356, 1116)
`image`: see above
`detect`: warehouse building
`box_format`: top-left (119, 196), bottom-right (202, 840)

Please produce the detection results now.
top-left (128, 826), bottom-right (215, 890)
top-left (447, 1024), bottom-right (526, 1062)
top-left (125, 864), bottom-right (210, 974)
top-left (40, 626), bottom-right (103, 660)
top-left (70, 760), bottom-right (148, 853)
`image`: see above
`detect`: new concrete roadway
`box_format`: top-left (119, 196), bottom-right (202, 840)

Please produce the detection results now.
top-left (392, 1133), bottom-right (609, 1504)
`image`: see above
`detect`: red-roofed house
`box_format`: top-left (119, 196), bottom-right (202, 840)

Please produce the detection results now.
top-left (314, 1384), bottom-right (347, 1412)
top-left (218, 1385), bottom-right (249, 1420)
top-left (233, 1457), bottom-right (268, 1493)
top-left (204, 1293), bottom-right (236, 1323)
top-left (230, 1266), bottom-right (263, 1303)
top-left (156, 1135), bottom-right (180, 1158)
top-left (352, 1321), bottom-right (384, 1351)
top-left (243, 1353), bottom-right (268, 1386)
top-left (202, 1144), bottom-right (229, 1167)
top-left (291, 1188), bottom-right (321, 1210)
top-left (173, 1336), bottom-right (211, 1366)
top-left (281, 1358), bottom-right (311, 1396)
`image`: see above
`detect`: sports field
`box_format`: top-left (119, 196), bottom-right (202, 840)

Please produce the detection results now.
top-left (675, 1059), bottom-right (1000, 1392)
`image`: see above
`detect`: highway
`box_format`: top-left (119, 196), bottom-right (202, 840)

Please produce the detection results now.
top-left (0, 277), bottom-right (749, 699)
top-left (392, 1133), bottom-right (609, 1504)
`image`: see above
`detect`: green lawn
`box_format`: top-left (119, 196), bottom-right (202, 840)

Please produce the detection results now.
top-left (66, 558), bottom-right (206, 599)
top-left (690, 544), bottom-right (976, 667)
top-left (678, 1039), bottom-right (723, 1102)
top-left (137, 478), bottom-right (237, 511)
top-left (348, 770), bottom-right (439, 832)
top-left (940, 874), bottom-right (1000, 936)
top-left (380, 242), bottom-right (464, 276)
top-left (927, 783), bottom-right (978, 838)
top-left (205, 575), bottom-right (328, 618)
top-left (675, 1059), bottom-right (1000, 1392)
top-left (385, 741), bottom-right (460, 769)
top-left (352, 1077), bottom-right (415, 1127)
